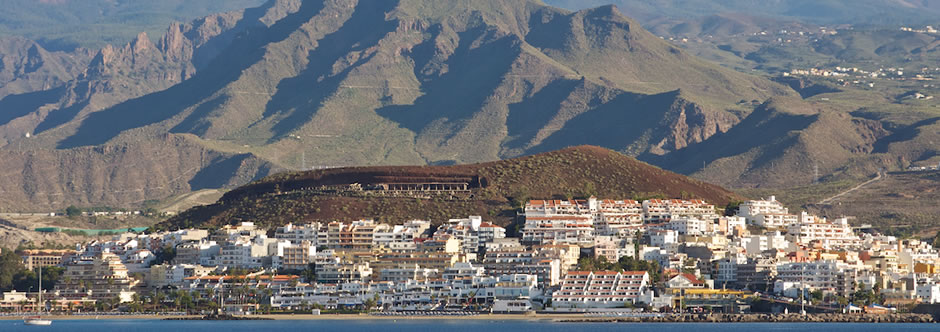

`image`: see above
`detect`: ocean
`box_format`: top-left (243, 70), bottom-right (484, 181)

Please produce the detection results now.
top-left (0, 320), bottom-right (936, 331)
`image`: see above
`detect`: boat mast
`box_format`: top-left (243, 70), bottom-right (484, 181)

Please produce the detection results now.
top-left (38, 265), bottom-right (42, 315)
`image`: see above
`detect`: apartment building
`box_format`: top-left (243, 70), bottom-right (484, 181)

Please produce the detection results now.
top-left (174, 240), bottom-right (221, 266)
top-left (272, 240), bottom-right (317, 271)
top-left (149, 264), bottom-right (214, 288)
top-left (274, 222), bottom-right (320, 245)
top-left (219, 237), bottom-right (276, 269)
top-left (520, 215), bottom-right (594, 246)
top-left (434, 216), bottom-right (505, 253)
top-left (210, 222), bottom-right (266, 243)
top-left (551, 270), bottom-right (651, 308)
top-left (20, 249), bottom-right (76, 270)
top-left (55, 250), bottom-right (139, 303)
top-left (737, 196), bottom-right (789, 221)
top-left (775, 260), bottom-right (874, 297)
top-left (483, 249), bottom-right (561, 287)
top-left (665, 217), bottom-right (708, 235)
top-left (787, 216), bottom-right (859, 246)
top-left (642, 199), bottom-right (717, 222)
top-left (736, 196), bottom-right (801, 228)
top-left (325, 220), bottom-right (381, 251)
top-left (373, 220), bottom-right (431, 249)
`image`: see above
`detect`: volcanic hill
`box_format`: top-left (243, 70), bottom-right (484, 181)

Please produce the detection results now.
top-left (158, 145), bottom-right (742, 230)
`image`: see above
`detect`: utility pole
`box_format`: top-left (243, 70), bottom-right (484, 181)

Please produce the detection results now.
top-left (813, 162), bottom-right (820, 184)
top-left (799, 230), bottom-right (806, 316)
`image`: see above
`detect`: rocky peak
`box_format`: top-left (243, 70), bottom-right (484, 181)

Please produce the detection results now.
top-left (24, 44), bottom-right (45, 74)
top-left (88, 44), bottom-right (116, 72)
top-left (131, 32), bottom-right (155, 55)
top-left (160, 22), bottom-right (187, 61)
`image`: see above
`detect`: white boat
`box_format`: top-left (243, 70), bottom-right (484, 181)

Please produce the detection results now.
top-left (24, 265), bottom-right (52, 326)
top-left (24, 316), bottom-right (52, 326)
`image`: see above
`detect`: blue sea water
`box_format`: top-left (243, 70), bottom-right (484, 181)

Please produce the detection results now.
top-left (0, 320), bottom-right (936, 332)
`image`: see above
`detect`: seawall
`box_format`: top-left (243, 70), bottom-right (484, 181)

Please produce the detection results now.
top-left (561, 313), bottom-right (935, 323)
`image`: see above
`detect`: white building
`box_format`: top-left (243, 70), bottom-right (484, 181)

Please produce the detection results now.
top-left (737, 196), bottom-right (797, 228)
top-left (374, 219), bottom-right (430, 248)
top-left (642, 199), bottom-right (717, 222)
top-left (175, 241), bottom-right (221, 266)
top-left (916, 283), bottom-right (940, 304)
top-left (552, 271), bottom-right (651, 308)
top-left (666, 217), bottom-right (707, 235)
top-left (520, 215), bottom-right (594, 245)
top-left (718, 216), bottom-right (746, 235)
top-left (434, 216), bottom-right (505, 253)
top-left (271, 240), bottom-right (317, 271)
top-left (649, 229), bottom-right (677, 248)
top-left (593, 236), bottom-right (635, 262)
top-left (742, 232), bottom-right (790, 256)
top-left (787, 215), bottom-right (859, 247)
top-left (775, 260), bottom-right (873, 297)
top-left (149, 264), bottom-right (214, 288)
top-left (219, 236), bottom-right (276, 269)
top-left (274, 223), bottom-right (320, 245)
top-left (523, 197), bottom-right (643, 242)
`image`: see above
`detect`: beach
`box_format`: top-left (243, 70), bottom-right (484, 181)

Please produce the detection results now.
top-left (0, 312), bottom-right (934, 323)
top-left (0, 313), bottom-right (577, 321)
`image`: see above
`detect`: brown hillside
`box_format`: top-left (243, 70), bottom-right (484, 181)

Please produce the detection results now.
top-left (161, 146), bottom-right (741, 230)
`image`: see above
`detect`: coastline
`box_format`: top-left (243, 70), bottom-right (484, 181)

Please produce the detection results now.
top-left (0, 313), bottom-right (934, 323)
top-left (0, 313), bottom-right (561, 321)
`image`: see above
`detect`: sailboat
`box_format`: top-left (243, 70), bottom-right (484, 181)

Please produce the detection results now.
top-left (24, 265), bottom-right (52, 326)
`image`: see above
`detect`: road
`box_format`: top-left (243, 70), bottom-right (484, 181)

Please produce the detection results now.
top-left (817, 171), bottom-right (884, 205)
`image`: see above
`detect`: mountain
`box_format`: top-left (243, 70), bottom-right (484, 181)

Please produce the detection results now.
top-left (0, 0), bottom-right (792, 211)
top-left (0, 0), bottom-right (266, 50)
top-left (646, 97), bottom-right (893, 188)
top-left (0, 37), bottom-right (92, 100)
top-left (543, 0), bottom-right (940, 26)
top-left (158, 145), bottom-right (742, 230)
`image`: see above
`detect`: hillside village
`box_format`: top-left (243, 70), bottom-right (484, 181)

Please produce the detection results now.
top-left (3, 195), bottom-right (940, 316)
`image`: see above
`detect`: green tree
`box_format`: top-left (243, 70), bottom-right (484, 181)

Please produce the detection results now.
top-left (13, 266), bottom-right (64, 292)
top-left (363, 297), bottom-right (377, 311)
top-left (65, 205), bottom-right (82, 218)
top-left (149, 245), bottom-right (177, 267)
top-left (810, 290), bottom-right (824, 303)
top-left (576, 256), bottom-right (662, 283)
top-left (0, 249), bottom-right (25, 290)
top-left (153, 291), bottom-right (167, 312)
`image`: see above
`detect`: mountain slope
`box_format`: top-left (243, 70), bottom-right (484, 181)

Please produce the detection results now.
top-left (646, 97), bottom-right (894, 188)
top-left (0, 0), bottom-right (793, 210)
top-left (0, 0), bottom-right (267, 50)
top-left (544, 0), bottom-right (940, 26)
top-left (0, 37), bottom-right (92, 100)
top-left (160, 145), bottom-right (742, 230)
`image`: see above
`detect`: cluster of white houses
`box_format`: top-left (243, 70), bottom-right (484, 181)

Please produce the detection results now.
top-left (5, 195), bottom-right (940, 313)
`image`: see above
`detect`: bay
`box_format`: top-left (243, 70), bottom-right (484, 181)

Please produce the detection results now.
top-left (0, 320), bottom-right (936, 332)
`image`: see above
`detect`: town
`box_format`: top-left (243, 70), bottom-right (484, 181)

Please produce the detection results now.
top-left (2, 195), bottom-right (939, 318)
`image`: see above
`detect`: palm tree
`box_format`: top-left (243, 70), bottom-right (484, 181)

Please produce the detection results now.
top-left (262, 287), bottom-right (274, 305)
top-left (131, 293), bottom-right (142, 312)
top-left (154, 291), bottom-right (166, 312)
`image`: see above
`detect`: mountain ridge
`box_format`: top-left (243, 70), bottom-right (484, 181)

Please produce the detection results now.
top-left (0, 0), bottom-right (793, 210)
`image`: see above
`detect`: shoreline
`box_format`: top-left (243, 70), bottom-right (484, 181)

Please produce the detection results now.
top-left (0, 313), bottom-right (935, 323)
